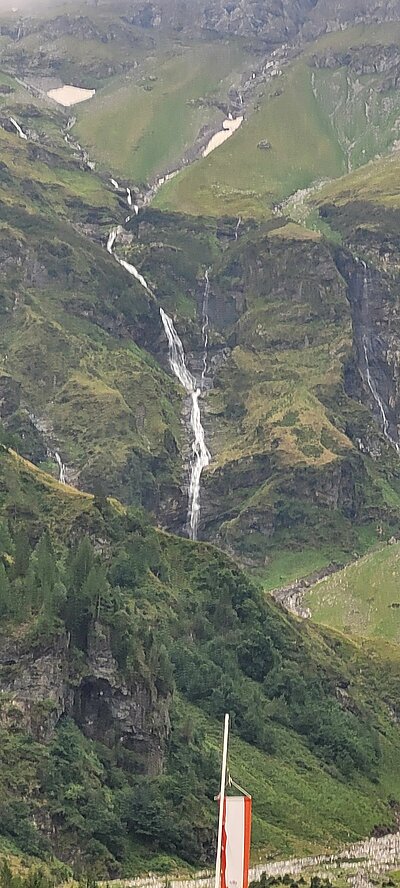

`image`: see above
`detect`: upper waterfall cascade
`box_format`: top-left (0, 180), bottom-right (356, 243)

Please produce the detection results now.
top-left (107, 226), bottom-right (150, 291)
top-left (55, 451), bottom-right (66, 484)
top-left (359, 261), bottom-right (400, 454)
top-left (201, 270), bottom-right (210, 388)
top-left (9, 117), bottom-right (28, 140)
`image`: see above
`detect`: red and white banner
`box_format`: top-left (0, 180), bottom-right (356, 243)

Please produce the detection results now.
top-left (221, 796), bottom-right (252, 888)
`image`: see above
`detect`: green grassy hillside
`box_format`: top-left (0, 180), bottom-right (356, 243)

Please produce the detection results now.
top-left (155, 24), bottom-right (400, 217)
top-left (154, 59), bottom-right (345, 217)
top-left (75, 40), bottom-right (249, 183)
top-left (2, 87), bottom-right (400, 575)
top-left (0, 105), bottom-right (187, 513)
top-left (3, 445), bottom-right (400, 875)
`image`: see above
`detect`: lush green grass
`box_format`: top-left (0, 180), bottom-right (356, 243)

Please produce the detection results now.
top-left (305, 542), bottom-right (400, 642)
top-left (256, 548), bottom-right (346, 593)
top-left (155, 59), bottom-right (345, 217)
top-left (311, 152), bottom-right (400, 212)
top-left (75, 39), bottom-right (249, 182)
top-left (155, 24), bottom-right (400, 218)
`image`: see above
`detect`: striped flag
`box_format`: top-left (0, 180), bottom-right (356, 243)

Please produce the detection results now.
top-left (221, 796), bottom-right (252, 888)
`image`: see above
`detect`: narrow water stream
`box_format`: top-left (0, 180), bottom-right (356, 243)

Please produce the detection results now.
top-left (9, 117), bottom-right (27, 140)
top-left (359, 260), bottom-right (400, 453)
top-left (106, 228), bottom-right (210, 539)
top-left (55, 452), bottom-right (66, 484)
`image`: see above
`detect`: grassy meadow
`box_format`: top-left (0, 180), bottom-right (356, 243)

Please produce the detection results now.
top-left (305, 542), bottom-right (400, 642)
top-left (75, 39), bottom-right (250, 182)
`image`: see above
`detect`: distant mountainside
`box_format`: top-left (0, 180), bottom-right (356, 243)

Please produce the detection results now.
top-left (72, 0), bottom-right (400, 43)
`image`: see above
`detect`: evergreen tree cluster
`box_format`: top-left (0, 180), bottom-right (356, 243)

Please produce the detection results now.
top-left (0, 509), bottom-right (386, 873)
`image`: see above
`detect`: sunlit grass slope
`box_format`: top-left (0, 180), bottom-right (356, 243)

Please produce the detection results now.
top-left (305, 542), bottom-right (400, 642)
top-left (155, 24), bottom-right (400, 218)
top-left (154, 60), bottom-right (345, 217)
top-left (75, 40), bottom-right (249, 182)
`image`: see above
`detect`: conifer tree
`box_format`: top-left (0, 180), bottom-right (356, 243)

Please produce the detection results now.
top-left (68, 537), bottom-right (94, 592)
top-left (0, 519), bottom-right (13, 563)
top-left (0, 561), bottom-right (13, 619)
top-left (12, 527), bottom-right (30, 578)
top-left (31, 531), bottom-right (57, 612)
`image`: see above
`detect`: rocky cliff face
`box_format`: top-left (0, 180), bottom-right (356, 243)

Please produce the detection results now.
top-left (0, 622), bottom-right (170, 776)
top-left (118, 0), bottom-right (400, 42)
top-left (115, 0), bottom-right (400, 43)
top-left (3, 0), bottom-right (400, 57)
top-left (336, 252), bottom-right (400, 454)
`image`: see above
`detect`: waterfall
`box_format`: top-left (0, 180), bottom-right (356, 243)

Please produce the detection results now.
top-left (234, 216), bottom-right (242, 241)
top-left (9, 117), bottom-right (27, 140)
top-left (127, 188), bottom-right (132, 207)
top-left (201, 270), bottom-right (210, 388)
top-left (160, 308), bottom-right (210, 540)
top-left (55, 452), bottom-right (66, 484)
top-left (106, 226), bottom-right (149, 290)
top-left (117, 257), bottom-right (149, 290)
top-left (110, 178), bottom-right (119, 190)
top-left (359, 262), bottom-right (400, 453)
top-left (107, 226), bottom-right (210, 539)
top-left (107, 227), bottom-right (119, 254)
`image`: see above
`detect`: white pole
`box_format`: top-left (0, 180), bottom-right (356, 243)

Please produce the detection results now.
top-left (215, 713), bottom-right (229, 888)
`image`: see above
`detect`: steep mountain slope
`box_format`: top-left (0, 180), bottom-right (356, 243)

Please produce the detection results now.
top-left (2, 445), bottom-right (400, 875)
top-left (0, 96), bottom-right (189, 518)
top-left (2, 88), bottom-right (400, 576)
top-left (116, 207), bottom-right (400, 574)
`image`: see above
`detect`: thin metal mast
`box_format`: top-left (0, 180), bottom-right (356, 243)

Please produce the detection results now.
top-left (215, 714), bottom-right (229, 888)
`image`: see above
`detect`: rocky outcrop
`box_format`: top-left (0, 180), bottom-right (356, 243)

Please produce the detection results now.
top-left (75, 622), bottom-right (170, 775)
top-left (0, 622), bottom-right (170, 776)
top-left (130, 0), bottom-right (400, 43)
top-left (310, 43), bottom-right (400, 90)
top-left (0, 629), bottom-right (71, 741)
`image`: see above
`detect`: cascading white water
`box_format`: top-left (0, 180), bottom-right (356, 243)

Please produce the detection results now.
top-left (110, 178), bottom-right (119, 190)
top-left (107, 226), bottom-right (149, 289)
top-left (106, 227), bottom-right (118, 253)
top-left (359, 261), bottom-right (400, 453)
top-left (234, 216), bottom-right (242, 241)
top-left (159, 308), bottom-right (196, 390)
top-left (55, 451), bottom-right (66, 484)
top-left (127, 188), bottom-right (132, 207)
top-left (10, 117), bottom-right (27, 140)
top-left (118, 257), bottom-right (149, 290)
top-left (160, 307), bottom-right (210, 540)
top-left (106, 225), bottom-right (211, 539)
top-left (201, 270), bottom-right (210, 388)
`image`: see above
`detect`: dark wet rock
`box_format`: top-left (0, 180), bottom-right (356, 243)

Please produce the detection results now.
top-left (0, 621), bottom-right (170, 774)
